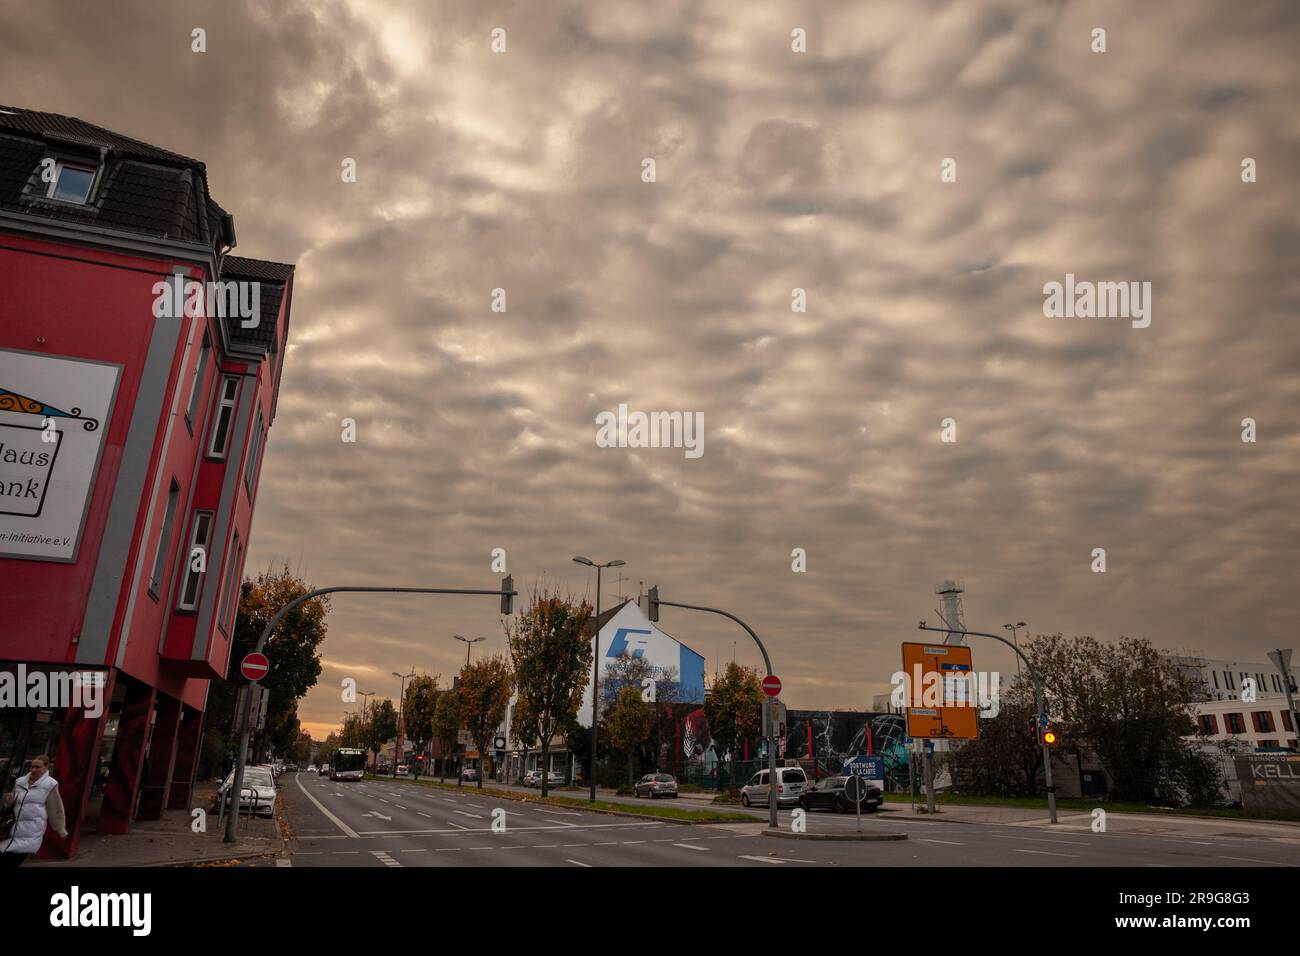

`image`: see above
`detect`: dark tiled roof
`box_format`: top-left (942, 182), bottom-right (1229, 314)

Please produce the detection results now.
top-left (0, 104), bottom-right (220, 245)
top-left (221, 255), bottom-right (293, 351)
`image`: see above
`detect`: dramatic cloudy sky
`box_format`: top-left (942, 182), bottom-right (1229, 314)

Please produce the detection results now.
top-left (4, 0), bottom-right (1298, 739)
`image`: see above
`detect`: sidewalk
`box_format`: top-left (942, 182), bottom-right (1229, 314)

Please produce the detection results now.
top-left (877, 800), bottom-right (1300, 838)
top-left (30, 781), bottom-right (285, 867)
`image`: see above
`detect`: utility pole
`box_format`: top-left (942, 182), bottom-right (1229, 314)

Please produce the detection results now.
top-left (224, 579), bottom-right (515, 844)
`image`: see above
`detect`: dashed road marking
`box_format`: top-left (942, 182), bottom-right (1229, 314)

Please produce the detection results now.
top-left (371, 850), bottom-right (402, 867)
top-left (672, 843), bottom-right (708, 851)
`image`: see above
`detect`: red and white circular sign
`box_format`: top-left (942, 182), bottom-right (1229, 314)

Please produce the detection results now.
top-left (761, 675), bottom-right (782, 697)
top-left (241, 652), bottom-right (270, 682)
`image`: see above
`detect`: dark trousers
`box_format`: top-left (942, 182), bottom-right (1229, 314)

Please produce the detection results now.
top-left (0, 851), bottom-right (30, 866)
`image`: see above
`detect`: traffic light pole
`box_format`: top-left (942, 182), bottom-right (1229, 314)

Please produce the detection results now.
top-left (649, 592), bottom-right (780, 830)
top-left (917, 623), bottom-right (1058, 824)
top-left (224, 579), bottom-right (515, 844)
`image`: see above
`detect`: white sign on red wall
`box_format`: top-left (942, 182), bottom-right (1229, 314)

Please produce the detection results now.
top-left (0, 349), bottom-right (121, 562)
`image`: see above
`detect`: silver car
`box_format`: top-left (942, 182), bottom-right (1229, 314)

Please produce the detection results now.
top-left (216, 766), bottom-right (277, 817)
top-left (634, 773), bottom-right (678, 799)
top-left (740, 767), bottom-right (806, 808)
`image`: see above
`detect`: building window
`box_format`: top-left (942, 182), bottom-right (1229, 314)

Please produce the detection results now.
top-left (207, 375), bottom-right (239, 458)
top-left (1283, 711), bottom-right (1295, 733)
top-left (1259, 740), bottom-right (1278, 749)
top-left (45, 161), bottom-right (96, 204)
top-left (186, 333), bottom-right (211, 426)
top-left (1223, 671), bottom-right (1234, 691)
top-left (1273, 674), bottom-right (1282, 693)
top-left (245, 406), bottom-right (263, 493)
top-left (1211, 671), bottom-right (1218, 690)
top-left (1198, 714), bottom-right (1218, 736)
top-left (177, 511), bottom-right (214, 611)
top-left (1252, 711), bottom-right (1275, 734)
top-left (217, 532), bottom-right (241, 635)
top-left (1224, 713), bottom-right (1246, 735)
top-left (148, 479), bottom-right (181, 598)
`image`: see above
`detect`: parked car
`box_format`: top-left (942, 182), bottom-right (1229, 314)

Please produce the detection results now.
top-left (461, 768), bottom-right (480, 782)
top-left (740, 766), bottom-right (807, 807)
top-left (523, 770), bottom-right (541, 787)
top-left (797, 775), bottom-right (881, 814)
top-left (395, 765), bottom-right (409, 777)
top-left (634, 773), bottom-right (678, 799)
top-left (215, 765), bottom-right (278, 817)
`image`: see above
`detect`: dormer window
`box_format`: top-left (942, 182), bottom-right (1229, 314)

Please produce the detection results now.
top-left (46, 161), bottom-right (96, 204)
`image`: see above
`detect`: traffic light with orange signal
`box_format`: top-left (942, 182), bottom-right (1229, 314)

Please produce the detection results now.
top-left (1041, 727), bottom-right (1058, 746)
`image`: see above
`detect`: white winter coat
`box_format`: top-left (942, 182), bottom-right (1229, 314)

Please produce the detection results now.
top-left (3, 772), bottom-right (68, 855)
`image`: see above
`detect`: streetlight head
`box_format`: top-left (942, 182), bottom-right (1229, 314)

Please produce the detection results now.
top-left (607, 559), bottom-right (626, 568)
top-left (453, 634), bottom-right (467, 643)
top-left (573, 556), bottom-right (594, 566)
top-left (392, 672), bottom-right (402, 679)
top-left (1017, 622), bottom-right (1027, 628)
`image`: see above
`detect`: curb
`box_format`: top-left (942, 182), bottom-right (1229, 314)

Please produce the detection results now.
top-left (151, 846), bottom-right (282, 868)
top-left (762, 829), bottom-right (908, 842)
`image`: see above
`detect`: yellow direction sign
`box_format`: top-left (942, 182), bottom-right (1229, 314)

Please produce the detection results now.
top-left (901, 642), bottom-right (980, 740)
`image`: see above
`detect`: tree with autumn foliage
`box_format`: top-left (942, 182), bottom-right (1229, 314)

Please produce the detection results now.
top-left (704, 662), bottom-right (764, 791)
top-left (506, 587), bottom-right (593, 796)
top-left (458, 655), bottom-right (512, 789)
top-left (402, 674), bottom-right (439, 780)
top-left (200, 563), bottom-right (330, 776)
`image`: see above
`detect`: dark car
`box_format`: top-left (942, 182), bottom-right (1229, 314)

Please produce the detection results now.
top-left (797, 775), bottom-right (881, 814)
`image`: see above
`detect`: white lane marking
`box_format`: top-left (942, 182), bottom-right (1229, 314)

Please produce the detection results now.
top-left (295, 772), bottom-right (359, 838)
top-left (1011, 848), bottom-right (1079, 858)
top-left (394, 805), bottom-right (407, 810)
top-left (623, 840), bottom-right (646, 845)
top-left (371, 850), bottom-right (402, 867)
top-left (672, 843), bottom-right (708, 851)
top-left (467, 803), bottom-right (486, 809)
top-left (401, 849), bottom-right (428, 853)
top-left (739, 855), bottom-right (788, 864)
top-left (362, 811), bottom-right (393, 822)
top-left (446, 821), bottom-right (469, 830)
top-left (567, 859), bottom-right (592, 867)
top-left (417, 812), bottom-right (432, 818)
top-left (275, 858), bottom-right (292, 867)
top-left (989, 834), bottom-right (1089, 846)
top-left (918, 838), bottom-right (966, 846)
top-left (454, 810), bottom-right (483, 819)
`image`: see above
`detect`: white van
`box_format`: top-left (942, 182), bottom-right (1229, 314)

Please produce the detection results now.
top-left (740, 767), bottom-right (807, 807)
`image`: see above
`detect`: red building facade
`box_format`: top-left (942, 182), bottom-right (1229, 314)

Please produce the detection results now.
top-left (0, 106), bottom-right (293, 856)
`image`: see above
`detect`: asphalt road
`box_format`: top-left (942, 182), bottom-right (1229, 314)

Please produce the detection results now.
top-left (258, 773), bottom-right (1300, 868)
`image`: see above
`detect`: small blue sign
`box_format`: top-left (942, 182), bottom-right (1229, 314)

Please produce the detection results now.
top-left (1039, 711), bottom-right (1049, 728)
top-left (844, 756), bottom-right (884, 779)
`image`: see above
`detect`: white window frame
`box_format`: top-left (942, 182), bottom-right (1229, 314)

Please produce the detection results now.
top-left (177, 511), bottom-right (214, 612)
top-left (148, 479), bottom-right (181, 598)
top-left (207, 375), bottom-right (239, 459)
top-left (218, 532), bottom-right (242, 635)
top-left (245, 406), bottom-right (263, 492)
top-left (185, 333), bottom-right (211, 427)
top-left (45, 160), bottom-right (98, 205)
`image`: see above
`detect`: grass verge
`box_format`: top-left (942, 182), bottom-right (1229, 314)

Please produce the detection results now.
top-left (363, 774), bottom-right (754, 823)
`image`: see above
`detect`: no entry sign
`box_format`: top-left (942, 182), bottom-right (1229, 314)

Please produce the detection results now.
top-left (241, 652), bottom-right (270, 682)
top-left (761, 675), bottom-right (782, 697)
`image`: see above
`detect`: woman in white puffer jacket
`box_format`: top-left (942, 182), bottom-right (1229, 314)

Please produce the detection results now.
top-left (2, 755), bottom-right (68, 866)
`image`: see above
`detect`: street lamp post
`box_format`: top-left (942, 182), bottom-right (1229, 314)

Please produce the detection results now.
top-left (1003, 622), bottom-right (1026, 677)
top-left (392, 668), bottom-right (415, 778)
top-left (453, 634), bottom-right (486, 668)
top-left (918, 622), bottom-right (1057, 824)
top-left (358, 691), bottom-right (375, 771)
top-left (574, 556), bottom-right (625, 802)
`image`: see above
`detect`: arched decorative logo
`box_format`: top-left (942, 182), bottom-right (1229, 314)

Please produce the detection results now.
top-left (0, 386), bottom-right (101, 431)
